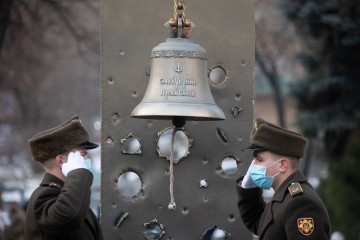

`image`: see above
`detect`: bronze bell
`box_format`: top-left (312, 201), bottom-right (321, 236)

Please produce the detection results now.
top-left (131, 10), bottom-right (225, 121)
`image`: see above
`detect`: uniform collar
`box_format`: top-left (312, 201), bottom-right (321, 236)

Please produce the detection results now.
top-left (272, 170), bottom-right (307, 202)
top-left (40, 172), bottom-right (64, 189)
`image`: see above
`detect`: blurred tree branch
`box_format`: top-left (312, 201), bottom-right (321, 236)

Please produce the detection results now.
top-left (0, 0), bottom-right (99, 126)
top-left (255, 49), bottom-right (285, 127)
top-left (255, 0), bottom-right (305, 128)
top-left (0, 0), bottom-right (99, 174)
top-left (0, 0), bottom-right (14, 48)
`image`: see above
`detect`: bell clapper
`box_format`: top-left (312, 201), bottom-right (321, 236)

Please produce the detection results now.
top-left (168, 117), bottom-right (186, 211)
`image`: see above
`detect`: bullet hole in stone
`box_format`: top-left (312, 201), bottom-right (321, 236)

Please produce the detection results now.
top-left (116, 171), bottom-right (142, 198)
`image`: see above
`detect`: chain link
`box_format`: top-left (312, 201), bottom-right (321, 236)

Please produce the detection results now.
top-left (173, 0), bottom-right (187, 26)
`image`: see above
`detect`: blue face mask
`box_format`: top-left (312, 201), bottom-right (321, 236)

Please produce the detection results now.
top-left (84, 158), bottom-right (92, 171)
top-left (249, 160), bottom-right (281, 190)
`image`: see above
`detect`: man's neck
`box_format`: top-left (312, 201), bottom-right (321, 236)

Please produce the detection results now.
top-left (46, 168), bottom-right (66, 182)
top-left (272, 169), bottom-right (297, 191)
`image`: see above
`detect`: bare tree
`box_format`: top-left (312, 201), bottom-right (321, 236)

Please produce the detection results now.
top-left (255, 0), bottom-right (305, 128)
top-left (0, 0), bottom-right (100, 174)
top-left (0, 0), bottom-right (14, 48)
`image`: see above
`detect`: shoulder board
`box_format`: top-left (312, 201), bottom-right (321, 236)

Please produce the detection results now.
top-left (288, 182), bottom-right (303, 197)
top-left (41, 182), bottom-right (62, 190)
top-left (49, 182), bottom-right (62, 190)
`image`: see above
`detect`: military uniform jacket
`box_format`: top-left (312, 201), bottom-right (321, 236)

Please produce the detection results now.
top-left (25, 169), bottom-right (104, 240)
top-left (237, 170), bottom-right (331, 239)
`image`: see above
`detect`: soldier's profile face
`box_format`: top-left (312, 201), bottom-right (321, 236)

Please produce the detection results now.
top-left (253, 151), bottom-right (280, 177)
top-left (253, 151), bottom-right (272, 165)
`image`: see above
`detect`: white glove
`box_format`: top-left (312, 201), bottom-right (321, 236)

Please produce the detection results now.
top-left (241, 160), bottom-right (257, 189)
top-left (61, 151), bottom-right (87, 176)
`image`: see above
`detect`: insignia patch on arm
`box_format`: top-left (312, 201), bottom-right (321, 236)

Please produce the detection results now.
top-left (297, 217), bottom-right (314, 236)
top-left (288, 182), bottom-right (303, 197)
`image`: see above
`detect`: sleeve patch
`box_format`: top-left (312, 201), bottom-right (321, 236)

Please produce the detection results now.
top-left (297, 217), bottom-right (314, 236)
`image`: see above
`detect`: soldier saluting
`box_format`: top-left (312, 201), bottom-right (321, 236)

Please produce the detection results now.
top-left (237, 118), bottom-right (331, 239)
top-left (25, 115), bottom-right (103, 240)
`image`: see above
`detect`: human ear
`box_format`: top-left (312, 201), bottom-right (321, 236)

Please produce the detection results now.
top-left (54, 155), bottom-right (64, 168)
top-left (279, 158), bottom-right (288, 172)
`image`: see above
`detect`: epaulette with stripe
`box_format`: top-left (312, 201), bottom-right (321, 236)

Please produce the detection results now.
top-left (41, 182), bottom-right (63, 190)
top-left (288, 182), bottom-right (303, 197)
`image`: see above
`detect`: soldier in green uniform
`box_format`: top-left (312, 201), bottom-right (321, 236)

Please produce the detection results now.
top-left (237, 118), bottom-right (331, 239)
top-left (25, 115), bottom-right (103, 240)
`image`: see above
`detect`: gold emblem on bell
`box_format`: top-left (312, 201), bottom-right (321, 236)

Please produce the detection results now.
top-left (131, 7), bottom-right (225, 121)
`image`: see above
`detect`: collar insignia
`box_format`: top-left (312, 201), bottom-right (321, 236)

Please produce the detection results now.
top-left (297, 217), bottom-right (314, 236)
